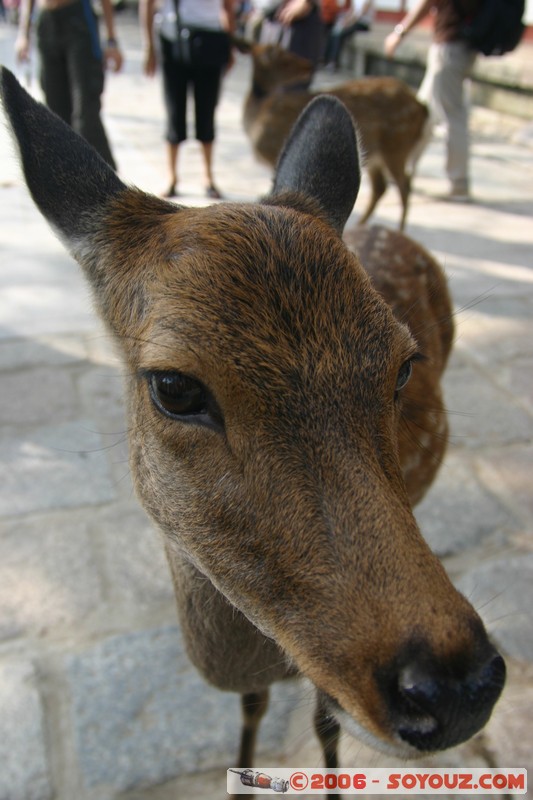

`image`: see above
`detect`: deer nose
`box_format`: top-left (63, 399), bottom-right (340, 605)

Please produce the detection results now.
top-left (384, 647), bottom-right (505, 751)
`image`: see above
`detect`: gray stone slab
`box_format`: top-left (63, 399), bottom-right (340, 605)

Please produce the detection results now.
top-left (0, 512), bottom-right (103, 640)
top-left (443, 257), bottom-right (533, 312)
top-left (77, 364), bottom-right (127, 422)
top-left (456, 553), bottom-right (533, 662)
top-left (492, 356), bottom-right (533, 414)
top-left (443, 365), bottom-right (533, 449)
top-left (0, 658), bottom-right (52, 800)
top-left (0, 275), bottom-right (96, 340)
top-left (476, 443), bottom-right (533, 527)
top-left (119, 767), bottom-right (227, 800)
top-left (85, 330), bottom-right (123, 367)
top-left (0, 420), bottom-right (116, 516)
top-left (453, 307), bottom-right (533, 366)
top-left (0, 334), bottom-right (89, 371)
top-left (0, 366), bottom-right (79, 426)
top-left (482, 659), bottom-right (533, 775)
top-left (415, 453), bottom-right (513, 557)
top-left (94, 504), bottom-right (175, 608)
top-left (66, 626), bottom-right (300, 793)
top-left (0, 190), bottom-right (95, 339)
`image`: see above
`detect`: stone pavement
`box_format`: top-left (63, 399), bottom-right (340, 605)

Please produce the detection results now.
top-left (1, 11), bottom-right (533, 800)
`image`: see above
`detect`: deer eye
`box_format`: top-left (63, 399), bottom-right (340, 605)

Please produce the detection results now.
top-left (395, 359), bottom-right (413, 393)
top-left (148, 372), bottom-right (222, 429)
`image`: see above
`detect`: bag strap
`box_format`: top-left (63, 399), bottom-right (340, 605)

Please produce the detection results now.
top-left (173, 0), bottom-right (183, 33)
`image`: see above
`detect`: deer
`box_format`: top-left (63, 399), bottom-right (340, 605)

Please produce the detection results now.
top-left (1, 67), bottom-right (505, 794)
top-left (237, 41), bottom-right (430, 231)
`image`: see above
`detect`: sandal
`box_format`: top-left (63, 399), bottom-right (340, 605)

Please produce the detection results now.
top-left (162, 184), bottom-right (178, 198)
top-left (206, 184), bottom-right (223, 200)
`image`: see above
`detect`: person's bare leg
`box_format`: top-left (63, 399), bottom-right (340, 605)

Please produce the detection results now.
top-left (201, 140), bottom-right (222, 198)
top-left (163, 142), bottom-right (179, 197)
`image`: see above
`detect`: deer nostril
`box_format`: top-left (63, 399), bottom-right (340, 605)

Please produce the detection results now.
top-left (398, 666), bottom-right (439, 720)
top-left (382, 649), bottom-right (506, 752)
top-left (395, 665), bottom-right (441, 744)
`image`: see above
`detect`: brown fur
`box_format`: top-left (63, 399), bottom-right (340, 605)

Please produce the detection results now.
top-left (81, 195), bottom-right (492, 747)
top-left (239, 42), bottom-right (429, 230)
top-left (344, 225), bottom-right (454, 504)
top-left (1, 70), bottom-right (504, 783)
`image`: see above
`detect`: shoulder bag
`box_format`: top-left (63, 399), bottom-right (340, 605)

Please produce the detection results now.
top-left (172, 0), bottom-right (231, 67)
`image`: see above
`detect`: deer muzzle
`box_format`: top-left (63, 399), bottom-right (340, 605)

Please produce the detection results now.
top-left (377, 637), bottom-right (506, 752)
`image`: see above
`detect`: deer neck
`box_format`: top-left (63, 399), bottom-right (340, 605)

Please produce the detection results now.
top-left (166, 550), bottom-right (294, 693)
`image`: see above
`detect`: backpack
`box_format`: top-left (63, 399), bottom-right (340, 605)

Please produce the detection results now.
top-left (454, 0), bottom-right (526, 56)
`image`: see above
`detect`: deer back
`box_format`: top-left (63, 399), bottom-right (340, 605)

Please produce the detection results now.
top-left (241, 43), bottom-right (428, 171)
top-left (345, 225), bottom-right (454, 504)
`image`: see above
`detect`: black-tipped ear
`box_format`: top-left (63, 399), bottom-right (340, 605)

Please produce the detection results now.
top-left (271, 95), bottom-right (361, 235)
top-left (0, 67), bottom-right (125, 244)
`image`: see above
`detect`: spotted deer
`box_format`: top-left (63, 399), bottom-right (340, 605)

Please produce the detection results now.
top-left (1, 68), bottom-right (504, 789)
top-left (238, 41), bottom-right (430, 231)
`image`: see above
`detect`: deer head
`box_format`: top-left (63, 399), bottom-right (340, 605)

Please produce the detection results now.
top-left (236, 40), bottom-right (315, 94)
top-left (1, 68), bottom-right (504, 757)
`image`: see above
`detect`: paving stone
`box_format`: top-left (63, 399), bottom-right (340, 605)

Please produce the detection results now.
top-left (76, 364), bottom-right (127, 422)
top-left (0, 202), bottom-right (95, 340)
top-left (74, 370), bottom-right (131, 478)
top-left (85, 330), bottom-right (123, 367)
top-left (415, 452), bottom-right (513, 557)
top-left (119, 767), bottom-right (226, 800)
top-left (443, 365), bottom-right (533, 449)
top-left (0, 366), bottom-right (79, 426)
top-left (0, 658), bottom-right (52, 800)
top-left (453, 307), bottom-right (533, 366)
top-left (0, 421), bottom-right (116, 516)
top-left (0, 271), bottom-right (96, 340)
top-left (472, 293), bottom-right (533, 319)
top-left (0, 512), bottom-right (103, 640)
top-left (120, 734), bottom-right (499, 800)
top-left (482, 659), bottom-right (533, 776)
top-left (456, 553), bottom-right (533, 662)
top-left (492, 356), bottom-right (533, 414)
top-left (475, 443), bottom-right (533, 526)
top-left (94, 504), bottom-right (175, 608)
top-left (410, 203), bottom-right (531, 274)
top-left (0, 334), bottom-right (89, 371)
top-left (108, 451), bottom-right (139, 503)
top-left (443, 258), bottom-right (533, 318)
top-left (66, 626), bottom-right (300, 793)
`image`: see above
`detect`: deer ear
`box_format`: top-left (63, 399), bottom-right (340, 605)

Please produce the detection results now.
top-left (271, 95), bottom-right (361, 235)
top-left (0, 67), bottom-right (125, 249)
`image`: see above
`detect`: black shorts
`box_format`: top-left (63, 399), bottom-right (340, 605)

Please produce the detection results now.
top-left (160, 35), bottom-right (223, 144)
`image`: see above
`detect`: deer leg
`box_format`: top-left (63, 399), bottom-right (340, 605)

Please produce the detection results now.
top-left (314, 692), bottom-right (341, 769)
top-left (382, 154), bottom-right (412, 232)
top-left (314, 693), bottom-right (341, 800)
top-left (358, 164), bottom-right (387, 227)
top-left (229, 691), bottom-right (270, 800)
top-left (237, 689), bottom-right (270, 768)
top-left (395, 172), bottom-right (411, 232)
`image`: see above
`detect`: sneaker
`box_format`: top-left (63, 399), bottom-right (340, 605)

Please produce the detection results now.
top-left (446, 190), bottom-right (472, 203)
top-left (447, 181), bottom-right (472, 203)
top-left (438, 183), bottom-right (472, 203)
